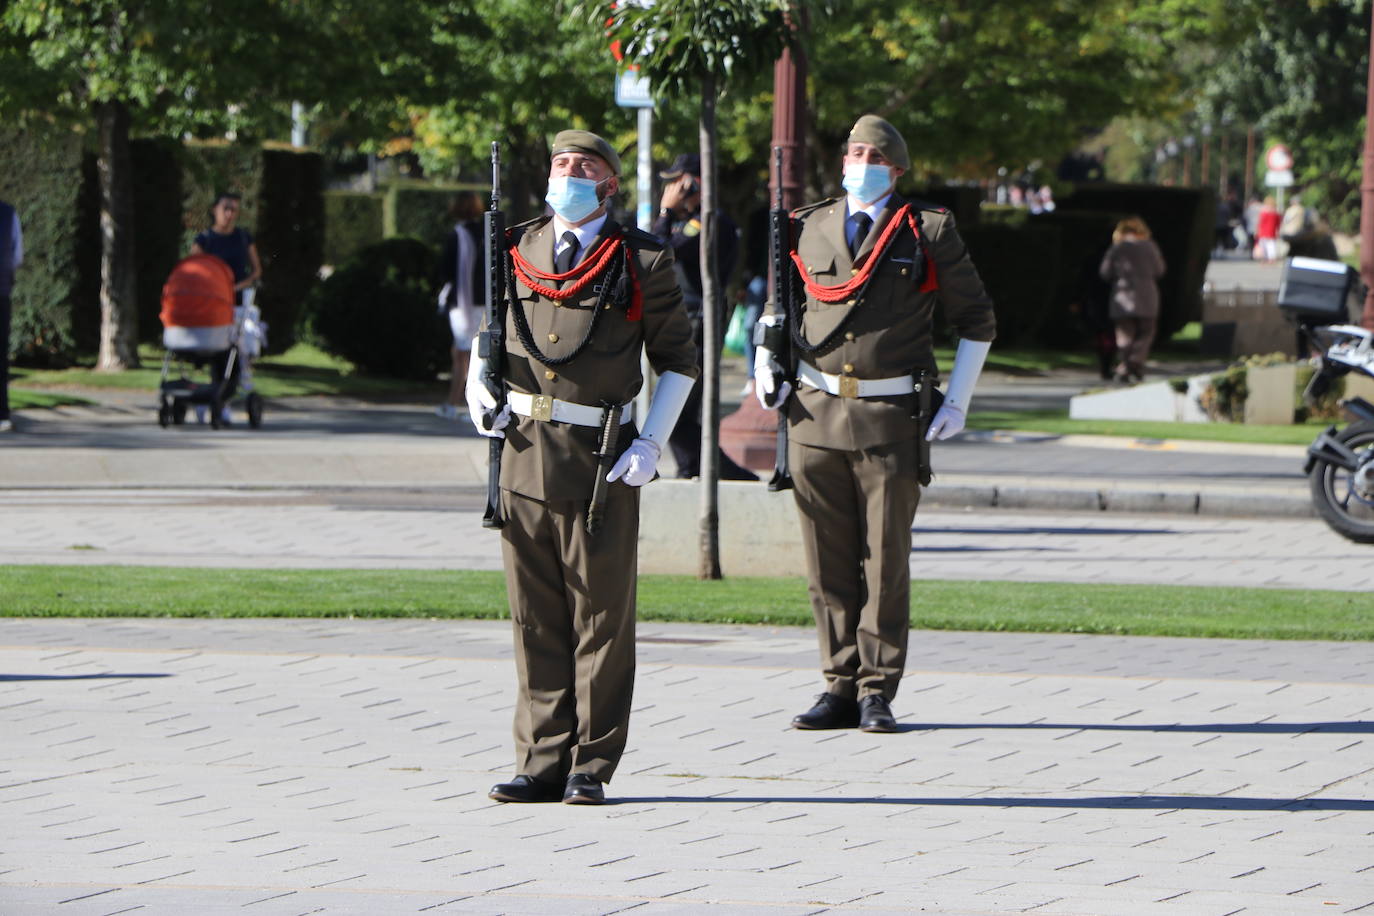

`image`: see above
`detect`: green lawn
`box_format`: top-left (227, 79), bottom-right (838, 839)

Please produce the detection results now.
top-left (6, 388), bottom-right (95, 409)
top-left (11, 343), bottom-right (444, 401)
top-left (1, 565), bottom-right (1367, 641)
top-left (966, 409), bottom-right (1325, 446)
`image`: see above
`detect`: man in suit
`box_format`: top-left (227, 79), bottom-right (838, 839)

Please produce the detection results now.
top-left (467, 129), bottom-right (698, 804)
top-left (754, 115), bottom-right (996, 732)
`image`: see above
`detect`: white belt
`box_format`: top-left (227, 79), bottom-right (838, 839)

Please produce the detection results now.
top-left (507, 391), bottom-right (632, 427)
top-left (797, 362), bottom-right (915, 399)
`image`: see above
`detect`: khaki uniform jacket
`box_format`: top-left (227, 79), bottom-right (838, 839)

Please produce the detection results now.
top-left (498, 214), bottom-right (699, 500)
top-left (779, 194), bottom-right (996, 452)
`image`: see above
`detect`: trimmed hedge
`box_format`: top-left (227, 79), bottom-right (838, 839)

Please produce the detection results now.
top-left (306, 238), bottom-right (448, 380)
top-left (323, 191), bottom-right (385, 267)
top-left (959, 223), bottom-right (1062, 346)
top-left (383, 181), bottom-right (484, 249)
top-left (0, 124), bottom-right (85, 366)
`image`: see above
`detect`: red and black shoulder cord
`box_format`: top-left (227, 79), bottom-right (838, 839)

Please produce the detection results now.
top-left (785, 204), bottom-right (938, 356)
top-left (505, 232), bottom-right (643, 367)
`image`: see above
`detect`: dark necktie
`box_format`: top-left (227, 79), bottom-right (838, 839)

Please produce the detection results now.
top-left (555, 231), bottom-right (580, 275)
top-left (849, 213), bottom-right (872, 258)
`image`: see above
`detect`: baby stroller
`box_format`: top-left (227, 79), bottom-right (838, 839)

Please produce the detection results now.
top-left (157, 253), bottom-right (266, 429)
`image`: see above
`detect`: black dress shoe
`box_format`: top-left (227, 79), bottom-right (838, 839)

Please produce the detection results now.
top-left (791, 693), bottom-right (859, 729)
top-left (563, 773), bottom-right (605, 805)
top-left (488, 774), bottom-right (564, 803)
top-left (858, 694), bottom-right (898, 733)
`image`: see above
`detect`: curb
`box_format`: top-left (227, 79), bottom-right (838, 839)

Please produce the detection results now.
top-left (923, 481), bottom-right (1313, 518)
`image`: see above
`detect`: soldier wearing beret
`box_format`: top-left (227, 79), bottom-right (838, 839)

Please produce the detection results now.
top-left (755, 114), bottom-right (996, 732)
top-left (467, 129), bottom-right (698, 804)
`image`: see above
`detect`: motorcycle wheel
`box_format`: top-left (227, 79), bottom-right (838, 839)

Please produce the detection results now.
top-left (1309, 420), bottom-right (1374, 544)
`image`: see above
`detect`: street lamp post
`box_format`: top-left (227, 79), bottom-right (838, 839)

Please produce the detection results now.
top-left (1361, 3), bottom-right (1374, 330)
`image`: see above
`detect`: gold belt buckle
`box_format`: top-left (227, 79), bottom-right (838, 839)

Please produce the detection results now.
top-left (838, 376), bottom-right (860, 399)
top-left (530, 395), bottom-right (554, 422)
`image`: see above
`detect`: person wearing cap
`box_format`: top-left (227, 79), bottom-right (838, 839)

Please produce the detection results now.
top-left (651, 153), bottom-right (754, 480)
top-left (754, 114), bottom-right (997, 733)
top-left (466, 129), bottom-right (698, 805)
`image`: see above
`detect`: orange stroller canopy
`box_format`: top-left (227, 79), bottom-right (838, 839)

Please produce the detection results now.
top-left (160, 254), bottom-right (235, 329)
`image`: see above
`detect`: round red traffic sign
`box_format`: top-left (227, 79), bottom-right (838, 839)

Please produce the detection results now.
top-left (1265, 144), bottom-right (1293, 171)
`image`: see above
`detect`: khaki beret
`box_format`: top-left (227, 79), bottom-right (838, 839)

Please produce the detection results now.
top-left (847, 114), bottom-right (910, 171)
top-left (550, 129), bottom-right (621, 175)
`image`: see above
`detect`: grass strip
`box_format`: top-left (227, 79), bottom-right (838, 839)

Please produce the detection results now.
top-left (1, 565), bottom-right (1367, 641)
top-left (6, 389), bottom-right (94, 409)
top-left (967, 409), bottom-right (1324, 446)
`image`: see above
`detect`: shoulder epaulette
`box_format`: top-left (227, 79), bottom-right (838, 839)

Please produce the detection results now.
top-left (621, 225), bottom-right (665, 251)
top-left (790, 197), bottom-right (840, 219)
top-left (510, 214), bottom-right (551, 232)
top-left (906, 198), bottom-right (950, 216)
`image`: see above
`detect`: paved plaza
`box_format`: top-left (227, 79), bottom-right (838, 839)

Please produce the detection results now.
top-left (3, 618), bottom-right (1373, 915)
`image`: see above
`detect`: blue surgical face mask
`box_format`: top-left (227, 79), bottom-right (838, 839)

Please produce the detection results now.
top-left (546, 176), bottom-right (607, 223)
top-left (842, 162), bottom-right (893, 205)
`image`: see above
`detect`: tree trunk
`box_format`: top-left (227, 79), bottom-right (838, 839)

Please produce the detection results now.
top-left (96, 99), bottom-right (140, 370)
top-left (697, 76), bottom-right (722, 580)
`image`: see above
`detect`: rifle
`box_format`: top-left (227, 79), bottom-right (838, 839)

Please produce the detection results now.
top-left (762, 145), bottom-right (794, 492)
top-left (479, 142), bottom-right (507, 529)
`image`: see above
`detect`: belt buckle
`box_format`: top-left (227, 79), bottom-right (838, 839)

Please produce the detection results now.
top-left (530, 395), bottom-right (554, 422)
top-left (839, 376), bottom-right (859, 399)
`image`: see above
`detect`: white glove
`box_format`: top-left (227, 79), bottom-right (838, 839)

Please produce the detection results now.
top-left (925, 338), bottom-right (991, 442)
top-left (926, 403), bottom-right (966, 440)
top-left (465, 336), bottom-right (510, 438)
top-left (752, 346), bottom-right (792, 410)
top-left (606, 437), bottom-right (661, 487)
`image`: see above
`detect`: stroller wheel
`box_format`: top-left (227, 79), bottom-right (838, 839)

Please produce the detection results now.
top-left (157, 403), bottom-right (172, 428)
top-left (172, 400), bottom-right (187, 425)
top-left (246, 392), bottom-right (264, 429)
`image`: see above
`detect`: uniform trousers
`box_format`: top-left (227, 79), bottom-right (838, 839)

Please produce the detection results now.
top-left (790, 436), bottom-right (921, 701)
top-left (499, 484), bottom-right (639, 784)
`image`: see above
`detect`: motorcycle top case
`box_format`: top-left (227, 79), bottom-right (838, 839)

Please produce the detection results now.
top-left (1277, 256), bottom-right (1356, 322)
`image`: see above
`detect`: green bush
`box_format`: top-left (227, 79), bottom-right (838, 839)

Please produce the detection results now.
top-left (306, 238), bottom-right (448, 380)
top-left (383, 181), bottom-right (483, 249)
top-left (0, 124), bottom-right (85, 366)
top-left (1054, 183), bottom-right (1214, 339)
top-left (959, 222), bottom-right (1061, 346)
top-left (323, 191), bottom-right (385, 267)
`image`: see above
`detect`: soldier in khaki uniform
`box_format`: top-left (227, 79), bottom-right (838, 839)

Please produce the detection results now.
top-left (755, 115), bottom-right (996, 732)
top-left (467, 130), bottom-right (698, 804)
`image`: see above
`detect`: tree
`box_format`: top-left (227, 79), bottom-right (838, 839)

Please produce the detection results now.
top-left (578, 0), bottom-right (811, 579)
top-left (0, 0), bottom-right (481, 369)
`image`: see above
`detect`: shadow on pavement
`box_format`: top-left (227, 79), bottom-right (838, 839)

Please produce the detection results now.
top-left (614, 794), bottom-right (1374, 811)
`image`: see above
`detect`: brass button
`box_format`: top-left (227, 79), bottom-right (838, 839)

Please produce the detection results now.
top-left (545, 370), bottom-right (557, 380)
top-left (844, 331), bottom-right (855, 341)
top-left (851, 268), bottom-right (859, 276)
top-left (900, 267), bottom-right (909, 276)
top-left (548, 333), bottom-right (559, 343)
top-left (846, 299), bottom-right (856, 306)
top-left (842, 363), bottom-right (854, 374)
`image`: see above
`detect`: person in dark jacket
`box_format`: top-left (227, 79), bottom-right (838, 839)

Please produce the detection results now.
top-left (0, 198), bottom-right (22, 433)
top-left (437, 191), bottom-right (485, 419)
top-left (1099, 216), bottom-right (1166, 384)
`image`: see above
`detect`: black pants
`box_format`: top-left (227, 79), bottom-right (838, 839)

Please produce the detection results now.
top-left (0, 294), bottom-right (11, 421)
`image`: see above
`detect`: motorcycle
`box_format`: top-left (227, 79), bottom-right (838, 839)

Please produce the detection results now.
top-left (1300, 322), bottom-right (1374, 543)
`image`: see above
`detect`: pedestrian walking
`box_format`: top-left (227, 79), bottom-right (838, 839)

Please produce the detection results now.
top-left (1099, 216), bottom-right (1166, 384)
top-left (753, 115), bottom-right (996, 733)
top-left (466, 129), bottom-right (697, 805)
top-left (436, 191), bottom-right (485, 420)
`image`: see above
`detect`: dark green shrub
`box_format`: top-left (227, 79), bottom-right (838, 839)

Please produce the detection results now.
top-left (959, 223), bottom-right (1062, 346)
top-left (0, 124), bottom-right (85, 366)
top-left (131, 138), bottom-right (185, 345)
top-left (1053, 183), bottom-right (1214, 339)
top-left (383, 181), bottom-right (483, 248)
top-left (257, 147), bottom-right (325, 352)
top-left (323, 191), bottom-right (385, 267)
top-left (1028, 210), bottom-right (1123, 348)
top-left (307, 238), bottom-right (447, 380)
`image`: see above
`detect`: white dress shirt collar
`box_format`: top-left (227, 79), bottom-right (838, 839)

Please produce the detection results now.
top-left (551, 212), bottom-right (609, 265)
